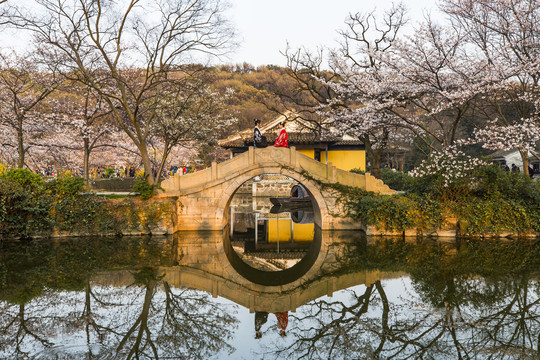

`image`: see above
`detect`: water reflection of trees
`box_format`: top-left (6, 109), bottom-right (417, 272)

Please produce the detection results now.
top-left (0, 238), bottom-right (239, 359)
top-left (267, 238), bottom-right (540, 359)
top-left (112, 269), bottom-right (237, 359)
top-left (2, 235), bottom-right (540, 359)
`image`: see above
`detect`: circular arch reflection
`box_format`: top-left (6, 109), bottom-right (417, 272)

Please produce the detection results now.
top-left (225, 174), bottom-right (322, 286)
top-left (224, 225), bottom-right (322, 286)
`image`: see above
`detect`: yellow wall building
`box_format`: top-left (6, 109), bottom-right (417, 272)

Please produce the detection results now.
top-left (298, 148), bottom-right (366, 172)
top-left (321, 150), bottom-right (366, 172)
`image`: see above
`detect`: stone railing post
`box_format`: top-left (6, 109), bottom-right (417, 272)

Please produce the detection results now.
top-left (365, 172), bottom-right (373, 192)
top-left (175, 173), bottom-right (182, 191)
top-left (248, 146), bottom-right (255, 165)
top-left (326, 162), bottom-right (335, 182)
top-left (290, 146), bottom-right (296, 167)
top-left (211, 162), bottom-right (217, 180)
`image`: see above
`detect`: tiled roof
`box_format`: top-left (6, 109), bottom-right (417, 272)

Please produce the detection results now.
top-left (221, 132), bottom-right (349, 148)
top-left (490, 149), bottom-right (539, 159)
top-left (332, 139), bottom-right (365, 146)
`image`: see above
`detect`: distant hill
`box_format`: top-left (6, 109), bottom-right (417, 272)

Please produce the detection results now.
top-left (207, 64), bottom-right (305, 131)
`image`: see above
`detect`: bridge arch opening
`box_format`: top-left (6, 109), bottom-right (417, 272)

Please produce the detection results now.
top-left (223, 173), bottom-right (324, 285)
top-left (216, 166), bottom-right (330, 231)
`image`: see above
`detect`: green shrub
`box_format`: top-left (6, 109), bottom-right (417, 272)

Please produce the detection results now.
top-left (330, 163), bottom-right (540, 235)
top-left (132, 178), bottom-right (156, 200)
top-left (455, 196), bottom-right (536, 235)
top-left (360, 195), bottom-right (417, 231)
top-left (1, 168), bottom-right (43, 190)
top-left (472, 165), bottom-right (540, 202)
top-left (0, 170), bottom-right (172, 238)
top-left (339, 191), bottom-right (417, 232)
top-left (379, 168), bottom-right (415, 192)
top-left (0, 179), bottom-right (53, 238)
top-left (58, 176), bottom-right (85, 196)
top-left (410, 194), bottom-right (445, 232)
top-left (54, 195), bottom-right (104, 233)
top-left (48, 176), bottom-right (85, 197)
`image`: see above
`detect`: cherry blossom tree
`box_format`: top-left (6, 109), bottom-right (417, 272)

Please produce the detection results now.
top-left (0, 0), bottom-right (6, 19)
top-left (327, 0), bottom-right (540, 177)
top-left (441, 0), bottom-right (540, 174)
top-left (47, 85), bottom-right (114, 183)
top-left (0, 0), bottom-right (7, 26)
top-left (409, 144), bottom-right (487, 200)
top-left (467, 118), bottom-right (540, 171)
top-left (148, 76), bottom-right (236, 182)
top-left (320, 3), bottom-right (410, 178)
top-left (327, 7), bottom-right (514, 178)
top-left (274, 5), bottom-right (411, 178)
top-left (0, 51), bottom-right (57, 168)
top-left (9, 0), bottom-right (236, 184)
top-left (280, 45), bottom-right (338, 135)
top-left (380, 20), bottom-right (490, 147)
top-left (334, 19), bottom-right (485, 142)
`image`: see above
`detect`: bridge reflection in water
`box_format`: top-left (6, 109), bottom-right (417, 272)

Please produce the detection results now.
top-left (164, 229), bottom-right (402, 314)
top-left (2, 230), bottom-right (404, 360)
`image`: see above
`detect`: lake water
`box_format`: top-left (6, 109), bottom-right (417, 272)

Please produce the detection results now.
top-left (0, 231), bottom-right (539, 360)
top-left (1, 176), bottom-right (539, 359)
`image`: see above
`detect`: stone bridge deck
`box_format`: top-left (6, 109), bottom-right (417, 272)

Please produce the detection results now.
top-left (160, 146), bottom-right (394, 231)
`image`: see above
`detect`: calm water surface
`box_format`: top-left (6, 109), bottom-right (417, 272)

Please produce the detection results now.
top-left (0, 231), bottom-right (539, 360)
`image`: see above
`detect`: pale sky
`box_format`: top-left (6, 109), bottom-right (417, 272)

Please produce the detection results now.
top-left (224, 0), bottom-right (443, 66)
top-left (0, 0), bottom-right (443, 67)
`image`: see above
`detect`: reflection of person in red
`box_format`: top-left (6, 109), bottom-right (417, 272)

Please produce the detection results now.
top-left (273, 122), bottom-right (288, 148)
top-left (274, 311), bottom-right (288, 337)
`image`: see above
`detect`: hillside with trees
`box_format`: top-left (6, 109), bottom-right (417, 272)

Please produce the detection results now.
top-left (0, 0), bottom-right (538, 182)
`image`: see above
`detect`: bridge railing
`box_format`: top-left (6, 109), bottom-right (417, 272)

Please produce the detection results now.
top-left (161, 146), bottom-right (394, 195)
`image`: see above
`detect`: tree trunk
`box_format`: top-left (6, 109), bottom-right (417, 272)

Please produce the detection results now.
top-left (370, 151), bottom-right (382, 179)
top-left (138, 142), bottom-right (155, 185)
top-left (84, 280), bottom-right (92, 343)
top-left (17, 120), bottom-right (25, 168)
top-left (83, 138), bottom-right (90, 185)
top-left (155, 145), bottom-right (171, 185)
top-left (362, 135), bottom-right (383, 179)
top-left (520, 149), bottom-right (529, 176)
top-left (116, 278), bottom-right (156, 357)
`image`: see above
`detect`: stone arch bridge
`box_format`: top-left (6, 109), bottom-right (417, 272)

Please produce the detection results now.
top-left (159, 146), bottom-right (395, 231)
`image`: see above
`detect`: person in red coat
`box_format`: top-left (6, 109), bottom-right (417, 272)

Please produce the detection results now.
top-left (273, 121), bottom-right (288, 148)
